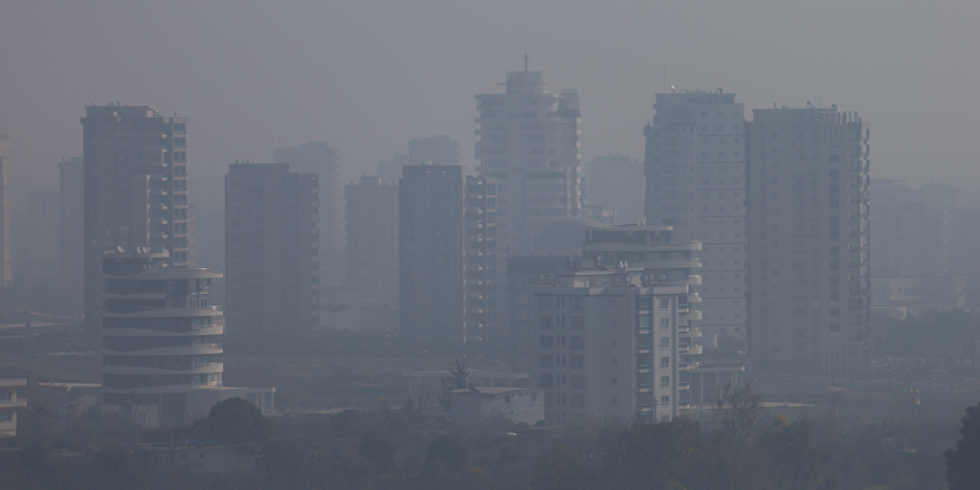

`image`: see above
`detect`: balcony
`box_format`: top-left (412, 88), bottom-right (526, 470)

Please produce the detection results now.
top-left (0, 398), bottom-right (27, 410)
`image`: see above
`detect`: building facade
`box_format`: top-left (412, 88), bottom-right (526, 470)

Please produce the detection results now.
top-left (399, 164), bottom-right (465, 350)
top-left (345, 175), bottom-right (399, 310)
top-left (13, 191), bottom-right (60, 281)
top-left (225, 163), bottom-right (319, 339)
top-left (529, 264), bottom-right (700, 425)
top-left (101, 251), bottom-right (230, 426)
top-left (747, 106), bottom-right (871, 377)
top-left (475, 66), bottom-right (582, 255)
top-left (60, 157), bottom-right (84, 315)
top-left (643, 91), bottom-right (748, 351)
top-left (0, 377), bottom-right (27, 438)
top-left (464, 176), bottom-right (498, 347)
top-left (82, 105), bottom-right (191, 346)
top-left (0, 134), bottom-right (11, 286)
top-left (273, 142), bottom-right (341, 287)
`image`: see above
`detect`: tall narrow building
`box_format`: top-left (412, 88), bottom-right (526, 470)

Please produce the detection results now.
top-left (747, 106), bottom-right (870, 377)
top-left (225, 163), bottom-right (319, 340)
top-left (273, 143), bottom-right (341, 286)
top-left (475, 64), bottom-right (582, 255)
top-left (399, 164), bottom-right (464, 350)
top-left (0, 134), bottom-right (11, 287)
top-left (643, 91), bottom-right (748, 351)
top-left (345, 175), bottom-right (399, 309)
top-left (82, 106), bottom-right (191, 345)
top-left (59, 157), bottom-right (84, 315)
top-left (464, 176), bottom-right (497, 347)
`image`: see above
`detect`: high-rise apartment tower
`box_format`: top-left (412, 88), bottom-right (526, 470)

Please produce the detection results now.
top-left (747, 106), bottom-right (870, 377)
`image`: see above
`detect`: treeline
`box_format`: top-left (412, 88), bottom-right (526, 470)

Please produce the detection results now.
top-left (1, 391), bottom-right (956, 490)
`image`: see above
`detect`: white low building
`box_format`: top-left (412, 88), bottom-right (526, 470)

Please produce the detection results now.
top-left (450, 387), bottom-right (544, 428)
top-left (0, 377), bottom-right (27, 438)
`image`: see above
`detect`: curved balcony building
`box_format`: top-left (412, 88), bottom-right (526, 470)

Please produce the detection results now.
top-left (101, 250), bottom-right (234, 426)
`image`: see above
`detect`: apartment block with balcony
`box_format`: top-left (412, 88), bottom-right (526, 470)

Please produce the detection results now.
top-left (529, 265), bottom-right (700, 425)
top-left (464, 176), bottom-right (498, 348)
top-left (101, 250), bottom-right (273, 427)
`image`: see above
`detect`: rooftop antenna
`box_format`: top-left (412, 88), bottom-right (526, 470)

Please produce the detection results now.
top-left (523, 51), bottom-right (529, 72)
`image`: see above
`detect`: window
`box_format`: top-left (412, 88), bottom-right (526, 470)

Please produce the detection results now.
top-left (660, 318), bottom-right (670, 329)
top-left (660, 395), bottom-right (670, 404)
top-left (660, 337), bottom-right (670, 347)
top-left (571, 317), bottom-right (584, 331)
top-left (538, 336), bottom-right (553, 349)
top-left (660, 298), bottom-right (670, 309)
top-left (539, 315), bottom-right (553, 330)
top-left (660, 357), bottom-right (670, 368)
top-left (660, 376), bottom-right (670, 387)
top-left (569, 297), bottom-right (584, 311)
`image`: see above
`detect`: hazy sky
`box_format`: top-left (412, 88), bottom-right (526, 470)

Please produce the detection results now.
top-left (2, 0), bottom-right (978, 210)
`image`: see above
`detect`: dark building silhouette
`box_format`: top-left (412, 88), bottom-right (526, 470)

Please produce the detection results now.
top-left (747, 106), bottom-right (870, 377)
top-left (225, 163), bottom-right (319, 340)
top-left (399, 165), bottom-right (464, 349)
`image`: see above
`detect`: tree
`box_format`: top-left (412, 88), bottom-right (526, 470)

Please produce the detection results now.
top-left (203, 397), bottom-right (269, 443)
top-left (439, 358), bottom-right (474, 411)
top-left (717, 383), bottom-right (761, 447)
top-left (945, 403), bottom-right (980, 489)
top-left (359, 431), bottom-right (396, 473)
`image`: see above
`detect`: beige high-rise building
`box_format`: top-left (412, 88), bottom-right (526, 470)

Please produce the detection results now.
top-left (475, 64), bottom-right (582, 255)
top-left (747, 106), bottom-right (870, 377)
top-left (82, 105), bottom-right (191, 346)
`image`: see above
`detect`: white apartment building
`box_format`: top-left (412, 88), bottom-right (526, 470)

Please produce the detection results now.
top-left (451, 387), bottom-right (544, 428)
top-left (529, 263), bottom-right (701, 425)
top-left (644, 91), bottom-right (747, 351)
top-left (101, 250), bottom-right (273, 426)
top-left (475, 64), bottom-right (582, 255)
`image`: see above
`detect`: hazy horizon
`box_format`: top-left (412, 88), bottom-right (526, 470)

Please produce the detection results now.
top-left (2, 1), bottom-right (977, 212)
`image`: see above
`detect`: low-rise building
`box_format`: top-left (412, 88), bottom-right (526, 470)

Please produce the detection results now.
top-left (451, 387), bottom-right (544, 428)
top-left (0, 377), bottom-right (27, 437)
top-left (871, 276), bottom-right (967, 314)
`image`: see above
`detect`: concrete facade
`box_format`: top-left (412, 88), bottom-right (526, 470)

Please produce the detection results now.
top-left (82, 105), bottom-right (192, 347)
top-left (464, 176), bottom-right (498, 347)
top-left (59, 157), bottom-right (84, 315)
top-left (399, 164), bottom-right (465, 349)
top-left (225, 163), bottom-right (319, 338)
top-left (0, 134), bottom-right (11, 286)
top-left (0, 378), bottom-right (27, 438)
top-left (451, 387), bottom-right (544, 428)
top-left (345, 176), bottom-right (399, 310)
top-left (643, 91), bottom-right (748, 350)
top-left (475, 66), bottom-right (582, 256)
top-left (529, 258), bottom-right (701, 424)
top-left (747, 106), bottom-right (871, 377)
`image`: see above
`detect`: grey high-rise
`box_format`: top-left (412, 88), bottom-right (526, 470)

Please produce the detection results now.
top-left (476, 64), bottom-right (582, 255)
top-left (345, 175), bottom-right (399, 309)
top-left (0, 134), bottom-right (10, 287)
top-left (747, 106), bottom-right (870, 377)
top-left (643, 91), bottom-right (748, 351)
top-left (225, 163), bottom-right (319, 339)
top-left (399, 165), bottom-right (464, 350)
top-left (273, 143), bottom-right (341, 287)
top-left (82, 106), bottom-right (191, 346)
top-left (59, 157), bottom-right (84, 315)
